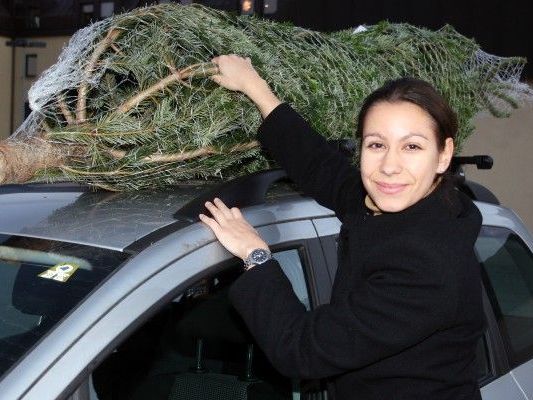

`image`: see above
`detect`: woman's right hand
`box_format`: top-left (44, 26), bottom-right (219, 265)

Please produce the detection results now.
top-left (210, 54), bottom-right (262, 94)
top-left (211, 54), bottom-right (282, 119)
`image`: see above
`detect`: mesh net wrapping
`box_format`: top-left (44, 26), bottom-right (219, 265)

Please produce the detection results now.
top-left (3, 3), bottom-right (531, 190)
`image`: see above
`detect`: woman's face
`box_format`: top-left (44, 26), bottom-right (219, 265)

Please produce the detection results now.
top-left (360, 101), bottom-right (454, 213)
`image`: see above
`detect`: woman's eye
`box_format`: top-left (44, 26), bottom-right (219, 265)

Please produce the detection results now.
top-left (405, 143), bottom-right (422, 151)
top-left (367, 142), bottom-right (384, 149)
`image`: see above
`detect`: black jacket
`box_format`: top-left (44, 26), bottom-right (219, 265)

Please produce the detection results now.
top-left (228, 103), bottom-right (485, 400)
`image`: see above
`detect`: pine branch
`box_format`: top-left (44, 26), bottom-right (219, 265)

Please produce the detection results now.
top-left (77, 27), bottom-right (122, 123)
top-left (58, 94), bottom-right (75, 125)
top-left (3, 3), bottom-right (529, 190)
top-left (104, 140), bottom-right (259, 163)
top-left (116, 62), bottom-right (218, 114)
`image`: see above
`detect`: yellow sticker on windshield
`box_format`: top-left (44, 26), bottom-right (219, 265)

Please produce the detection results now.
top-left (38, 263), bottom-right (79, 283)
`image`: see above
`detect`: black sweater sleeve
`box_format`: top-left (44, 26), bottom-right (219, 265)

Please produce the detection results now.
top-left (258, 103), bottom-right (363, 220)
top-left (228, 242), bottom-right (454, 380)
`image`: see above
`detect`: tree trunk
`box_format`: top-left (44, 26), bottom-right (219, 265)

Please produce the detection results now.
top-left (0, 139), bottom-right (78, 184)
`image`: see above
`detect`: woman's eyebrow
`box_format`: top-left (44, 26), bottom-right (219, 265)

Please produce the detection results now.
top-left (363, 133), bottom-right (429, 141)
top-left (401, 133), bottom-right (430, 141)
top-left (362, 132), bottom-right (384, 139)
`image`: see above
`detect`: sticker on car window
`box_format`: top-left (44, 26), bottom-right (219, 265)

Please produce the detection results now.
top-left (38, 263), bottom-right (79, 283)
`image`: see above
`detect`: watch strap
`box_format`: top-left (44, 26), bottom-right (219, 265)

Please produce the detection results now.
top-left (243, 248), bottom-right (272, 270)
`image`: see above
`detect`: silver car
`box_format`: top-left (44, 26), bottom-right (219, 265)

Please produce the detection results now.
top-left (0, 166), bottom-right (532, 400)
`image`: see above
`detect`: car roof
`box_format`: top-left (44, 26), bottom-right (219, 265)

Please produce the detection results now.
top-left (0, 178), bottom-right (308, 252)
top-left (0, 183), bottom-right (214, 251)
top-left (0, 177), bottom-right (527, 253)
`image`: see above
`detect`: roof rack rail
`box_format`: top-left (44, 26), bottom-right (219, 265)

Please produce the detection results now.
top-left (0, 181), bottom-right (94, 194)
top-left (451, 155), bottom-right (493, 173)
top-left (175, 169), bottom-right (289, 221)
top-left (451, 155), bottom-right (499, 205)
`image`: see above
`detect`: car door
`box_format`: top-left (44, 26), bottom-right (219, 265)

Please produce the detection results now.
top-left (56, 217), bottom-right (329, 400)
top-left (475, 222), bottom-right (533, 400)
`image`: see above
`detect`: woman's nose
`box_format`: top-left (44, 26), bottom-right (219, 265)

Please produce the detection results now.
top-left (379, 149), bottom-right (402, 176)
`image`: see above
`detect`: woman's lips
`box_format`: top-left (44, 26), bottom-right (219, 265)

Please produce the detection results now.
top-left (375, 182), bottom-right (408, 194)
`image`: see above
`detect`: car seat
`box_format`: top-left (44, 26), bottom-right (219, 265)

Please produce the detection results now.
top-left (166, 285), bottom-right (291, 400)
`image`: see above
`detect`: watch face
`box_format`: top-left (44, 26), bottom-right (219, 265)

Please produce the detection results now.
top-left (251, 249), bottom-right (270, 264)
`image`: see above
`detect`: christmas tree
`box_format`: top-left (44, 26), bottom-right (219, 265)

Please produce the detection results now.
top-left (0, 3), bottom-right (530, 190)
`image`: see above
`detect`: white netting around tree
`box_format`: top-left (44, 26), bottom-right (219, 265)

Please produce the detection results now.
top-left (464, 49), bottom-right (533, 117)
top-left (1, 3), bottom-right (531, 190)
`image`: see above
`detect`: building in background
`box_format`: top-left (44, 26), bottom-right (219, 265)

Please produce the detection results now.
top-left (0, 2), bottom-right (14, 140)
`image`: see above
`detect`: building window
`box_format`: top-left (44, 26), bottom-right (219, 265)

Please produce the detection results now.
top-left (80, 2), bottom-right (95, 25)
top-left (240, 0), bottom-right (253, 15)
top-left (25, 54), bottom-right (37, 78)
top-left (263, 0), bottom-right (277, 14)
top-left (26, 7), bottom-right (40, 28)
top-left (100, 1), bottom-right (115, 18)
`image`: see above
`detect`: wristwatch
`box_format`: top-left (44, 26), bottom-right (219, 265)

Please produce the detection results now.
top-left (244, 248), bottom-right (272, 270)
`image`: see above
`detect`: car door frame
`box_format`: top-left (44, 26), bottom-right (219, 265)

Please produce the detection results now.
top-left (11, 217), bottom-right (326, 400)
top-left (475, 210), bottom-right (533, 400)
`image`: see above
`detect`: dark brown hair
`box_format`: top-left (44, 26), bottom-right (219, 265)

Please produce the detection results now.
top-left (356, 77), bottom-right (458, 153)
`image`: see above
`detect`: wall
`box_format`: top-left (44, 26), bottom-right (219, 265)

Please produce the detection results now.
top-left (461, 98), bottom-right (533, 234)
top-left (12, 36), bottom-right (69, 135)
top-left (0, 35), bottom-right (13, 139)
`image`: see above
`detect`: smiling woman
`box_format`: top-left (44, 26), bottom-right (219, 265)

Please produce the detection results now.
top-left (201, 55), bottom-right (484, 400)
top-left (357, 78), bottom-right (455, 213)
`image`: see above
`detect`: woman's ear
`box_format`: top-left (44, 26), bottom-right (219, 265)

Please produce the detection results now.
top-left (437, 137), bottom-right (454, 174)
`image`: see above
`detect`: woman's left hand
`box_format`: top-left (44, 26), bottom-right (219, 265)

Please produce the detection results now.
top-left (199, 198), bottom-right (269, 260)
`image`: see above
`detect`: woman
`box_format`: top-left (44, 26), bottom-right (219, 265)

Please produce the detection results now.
top-left (199, 55), bottom-right (484, 400)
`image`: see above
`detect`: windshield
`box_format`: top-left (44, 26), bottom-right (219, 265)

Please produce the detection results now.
top-left (0, 234), bottom-right (130, 377)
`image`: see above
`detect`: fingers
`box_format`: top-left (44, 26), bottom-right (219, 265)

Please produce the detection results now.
top-left (231, 206), bottom-right (242, 219)
top-left (210, 75), bottom-right (222, 84)
top-left (204, 197), bottom-right (238, 222)
top-left (212, 197), bottom-right (229, 209)
top-left (201, 198), bottom-right (245, 225)
top-left (213, 197), bottom-right (233, 219)
top-left (199, 200), bottom-right (267, 260)
top-left (204, 200), bottom-right (227, 223)
top-left (198, 213), bottom-right (222, 235)
top-left (211, 54), bottom-right (251, 68)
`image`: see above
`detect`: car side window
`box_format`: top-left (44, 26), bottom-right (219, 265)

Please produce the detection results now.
top-left (90, 247), bottom-right (312, 400)
top-left (475, 225), bottom-right (533, 367)
top-left (274, 249), bottom-right (311, 310)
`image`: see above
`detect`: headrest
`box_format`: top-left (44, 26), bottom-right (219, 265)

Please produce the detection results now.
top-left (174, 286), bottom-right (253, 345)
